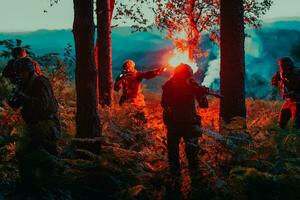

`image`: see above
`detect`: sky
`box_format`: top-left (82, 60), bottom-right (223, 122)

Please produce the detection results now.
top-left (0, 0), bottom-right (299, 32)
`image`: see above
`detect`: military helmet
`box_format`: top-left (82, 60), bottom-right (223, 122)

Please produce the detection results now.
top-left (14, 58), bottom-right (35, 75)
top-left (278, 57), bottom-right (295, 69)
top-left (122, 59), bottom-right (136, 72)
top-left (11, 47), bottom-right (26, 58)
top-left (174, 63), bottom-right (193, 78)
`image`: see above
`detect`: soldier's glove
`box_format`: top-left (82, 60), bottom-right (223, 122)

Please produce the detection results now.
top-left (8, 92), bottom-right (27, 109)
top-left (155, 67), bottom-right (166, 75)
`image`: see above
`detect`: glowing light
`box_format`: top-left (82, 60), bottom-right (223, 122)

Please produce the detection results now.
top-left (168, 49), bottom-right (198, 72)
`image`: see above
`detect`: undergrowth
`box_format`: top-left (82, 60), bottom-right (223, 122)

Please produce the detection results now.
top-left (1, 76), bottom-right (300, 199)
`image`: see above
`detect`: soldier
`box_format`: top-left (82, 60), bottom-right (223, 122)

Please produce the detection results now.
top-left (272, 57), bottom-right (300, 129)
top-left (7, 58), bottom-right (61, 195)
top-left (2, 47), bottom-right (42, 84)
top-left (161, 63), bottom-right (209, 177)
top-left (114, 59), bottom-right (165, 106)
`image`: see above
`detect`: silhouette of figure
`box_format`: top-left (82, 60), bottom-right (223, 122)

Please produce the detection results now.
top-left (161, 63), bottom-right (209, 175)
top-left (7, 58), bottom-right (61, 196)
top-left (114, 59), bottom-right (165, 107)
top-left (272, 57), bottom-right (300, 129)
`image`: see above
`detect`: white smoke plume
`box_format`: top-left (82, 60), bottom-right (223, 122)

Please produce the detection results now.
top-left (202, 30), bottom-right (270, 96)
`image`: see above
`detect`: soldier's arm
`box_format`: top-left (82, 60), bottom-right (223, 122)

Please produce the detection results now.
top-left (2, 63), bottom-right (10, 78)
top-left (114, 74), bottom-right (124, 92)
top-left (196, 95), bottom-right (209, 108)
top-left (2, 60), bottom-right (14, 78)
top-left (2, 60), bottom-right (18, 84)
top-left (138, 67), bottom-right (164, 80)
top-left (190, 78), bottom-right (209, 108)
top-left (7, 97), bottom-right (23, 109)
top-left (271, 72), bottom-right (281, 87)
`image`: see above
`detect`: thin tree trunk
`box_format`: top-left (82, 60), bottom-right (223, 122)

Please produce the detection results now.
top-left (73, 0), bottom-right (101, 137)
top-left (97, 0), bottom-right (113, 107)
top-left (220, 0), bottom-right (246, 125)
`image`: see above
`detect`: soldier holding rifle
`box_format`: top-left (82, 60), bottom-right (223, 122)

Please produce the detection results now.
top-left (161, 63), bottom-right (222, 178)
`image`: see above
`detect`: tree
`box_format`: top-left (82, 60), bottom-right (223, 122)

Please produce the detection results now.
top-left (155, 0), bottom-right (272, 126)
top-left (96, 0), bottom-right (154, 107)
top-left (220, 0), bottom-right (246, 124)
top-left (73, 0), bottom-right (100, 138)
top-left (155, 0), bottom-right (272, 59)
top-left (96, 0), bottom-right (114, 106)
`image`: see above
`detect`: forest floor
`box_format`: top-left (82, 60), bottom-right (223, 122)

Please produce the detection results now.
top-left (1, 84), bottom-right (300, 199)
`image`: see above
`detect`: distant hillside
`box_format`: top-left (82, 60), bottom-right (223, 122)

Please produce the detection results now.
top-left (263, 17), bottom-right (300, 31)
top-left (1, 19), bottom-right (300, 97)
top-left (0, 27), bottom-right (172, 70)
top-left (0, 18), bottom-right (299, 68)
top-left (0, 29), bottom-right (73, 55)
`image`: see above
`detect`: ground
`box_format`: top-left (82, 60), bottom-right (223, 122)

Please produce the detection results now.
top-left (1, 82), bottom-right (300, 199)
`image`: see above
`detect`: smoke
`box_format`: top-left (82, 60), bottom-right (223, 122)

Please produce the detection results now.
top-left (201, 30), bottom-right (280, 98)
top-left (202, 44), bottom-right (220, 88)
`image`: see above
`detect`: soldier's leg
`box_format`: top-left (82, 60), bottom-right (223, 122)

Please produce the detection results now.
top-left (183, 134), bottom-right (200, 172)
top-left (184, 133), bottom-right (202, 199)
top-left (279, 101), bottom-right (292, 129)
top-left (167, 131), bottom-right (181, 175)
top-left (166, 130), bottom-right (184, 199)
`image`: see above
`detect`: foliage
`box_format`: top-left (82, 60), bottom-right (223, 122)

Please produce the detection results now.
top-left (0, 76), bottom-right (12, 105)
top-left (113, 0), bottom-right (156, 31)
top-left (49, 0), bottom-right (60, 6)
top-left (2, 79), bottom-right (300, 198)
top-left (155, 0), bottom-right (273, 58)
top-left (0, 39), bottom-right (34, 58)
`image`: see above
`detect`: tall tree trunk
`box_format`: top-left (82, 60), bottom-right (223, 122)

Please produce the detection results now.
top-left (220, 0), bottom-right (246, 125)
top-left (97, 0), bottom-right (113, 107)
top-left (73, 0), bottom-right (101, 138)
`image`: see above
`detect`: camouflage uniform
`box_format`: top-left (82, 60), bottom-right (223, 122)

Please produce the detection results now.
top-left (272, 57), bottom-right (300, 129)
top-left (161, 64), bottom-right (208, 175)
top-left (114, 60), bottom-right (164, 106)
top-left (6, 58), bottom-right (60, 194)
top-left (8, 72), bottom-right (61, 154)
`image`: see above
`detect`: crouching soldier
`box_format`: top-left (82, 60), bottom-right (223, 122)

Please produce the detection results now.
top-left (114, 59), bottom-right (165, 106)
top-left (161, 64), bottom-right (209, 178)
top-left (272, 57), bottom-right (300, 129)
top-left (7, 58), bottom-right (61, 195)
top-left (2, 47), bottom-right (42, 84)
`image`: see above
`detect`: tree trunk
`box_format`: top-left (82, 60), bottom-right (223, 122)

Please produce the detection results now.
top-left (97, 0), bottom-right (114, 107)
top-left (73, 0), bottom-right (101, 138)
top-left (220, 0), bottom-right (246, 124)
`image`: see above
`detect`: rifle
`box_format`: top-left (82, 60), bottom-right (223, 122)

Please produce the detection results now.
top-left (189, 78), bottom-right (223, 98)
top-left (199, 85), bottom-right (223, 98)
top-left (206, 89), bottom-right (224, 98)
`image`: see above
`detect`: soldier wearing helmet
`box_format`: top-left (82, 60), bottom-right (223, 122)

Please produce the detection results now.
top-left (2, 47), bottom-right (42, 84)
top-left (114, 59), bottom-right (165, 106)
top-left (161, 63), bottom-right (209, 179)
top-left (8, 58), bottom-right (61, 154)
top-left (272, 57), bottom-right (300, 129)
top-left (7, 57), bottom-right (61, 194)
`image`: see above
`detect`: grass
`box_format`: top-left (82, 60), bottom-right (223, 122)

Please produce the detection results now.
top-left (1, 79), bottom-right (300, 199)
